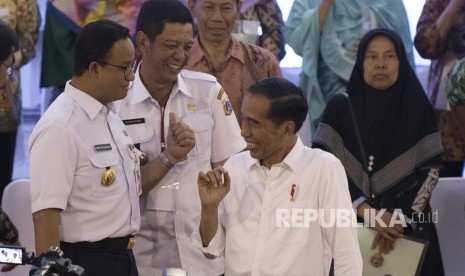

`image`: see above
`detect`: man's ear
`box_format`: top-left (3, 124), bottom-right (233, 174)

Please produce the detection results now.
top-left (136, 31), bottom-right (149, 55)
top-left (283, 120), bottom-right (296, 136)
top-left (88, 61), bottom-right (100, 79)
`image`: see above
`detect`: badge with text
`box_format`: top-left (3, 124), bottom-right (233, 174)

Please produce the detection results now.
top-left (122, 118), bottom-right (145, 125)
top-left (101, 167), bottom-right (116, 187)
top-left (94, 143), bottom-right (112, 152)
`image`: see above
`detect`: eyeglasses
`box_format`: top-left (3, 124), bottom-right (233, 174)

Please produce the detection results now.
top-left (99, 60), bottom-right (136, 80)
top-left (1, 62), bottom-right (17, 76)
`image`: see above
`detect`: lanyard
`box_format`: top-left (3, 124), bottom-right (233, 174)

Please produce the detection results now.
top-left (160, 105), bottom-right (166, 152)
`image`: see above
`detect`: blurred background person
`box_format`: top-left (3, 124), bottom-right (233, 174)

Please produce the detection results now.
top-left (0, 0), bottom-right (40, 203)
top-left (285, 0), bottom-right (413, 132)
top-left (447, 54), bottom-right (465, 142)
top-left (313, 28), bottom-right (445, 276)
top-left (415, 0), bottom-right (465, 177)
top-left (0, 21), bottom-right (23, 273)
top-left (179, 0), bottom-right (285, 61)
top-left (186, 0), bottom-right (281, 123)
top-left (235, 0), bottom-right (285, 61)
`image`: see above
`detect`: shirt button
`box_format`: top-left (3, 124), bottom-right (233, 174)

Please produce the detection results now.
top-left (175, 210), bottom-right (180, 216)
top-left (177, 235), bottom-right (183, 240)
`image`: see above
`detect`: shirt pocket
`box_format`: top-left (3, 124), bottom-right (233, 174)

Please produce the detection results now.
top-left (146, 173), bottom-right (178, 211)
top-left (126, 123), bottom-right (154, 145)
top-left (184, 113), bottom-right (214, 159)
top-left (88, 151), bottom-right (124, 197)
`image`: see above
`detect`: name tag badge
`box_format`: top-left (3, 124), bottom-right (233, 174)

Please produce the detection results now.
top-left (94, 143), bottom-right (112, 152)
top-left (122, 118), bottom-right (145, 125)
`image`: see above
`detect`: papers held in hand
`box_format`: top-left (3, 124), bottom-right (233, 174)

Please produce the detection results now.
top-left (358, 226), bottom-right (428, 276)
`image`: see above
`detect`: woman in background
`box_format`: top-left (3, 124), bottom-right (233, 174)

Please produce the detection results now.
top-left (0, 0), bottom-right (40, 202)
top-left (313, 28), bottom-right (444, 276)
top-left (285, 0), bottom-right (413, 132)
top-left (415, 0), bottom-right (465, 177)
top-left (0, 21), bottom-right (22, 273)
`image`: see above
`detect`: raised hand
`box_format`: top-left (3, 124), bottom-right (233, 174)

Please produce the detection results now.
top-left (165, 112), bottom-right (195, 163)
top-left (198, 166), bottom-right (230, 208)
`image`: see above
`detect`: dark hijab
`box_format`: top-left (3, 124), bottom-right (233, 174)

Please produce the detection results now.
top-left (313, 28), bottom-right (443, 197)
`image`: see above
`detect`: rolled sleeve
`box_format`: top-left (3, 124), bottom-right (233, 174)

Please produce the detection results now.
top-left (192, 223), bottom-right (225, 258)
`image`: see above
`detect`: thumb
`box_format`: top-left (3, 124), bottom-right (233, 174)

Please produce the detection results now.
top-left (169, 112), bottom-right (177, 127)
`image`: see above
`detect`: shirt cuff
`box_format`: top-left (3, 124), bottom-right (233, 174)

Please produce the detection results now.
top-left (352, 196), bottom-right (367, 210)
top-left (192, 223), bottom-right (225, 258)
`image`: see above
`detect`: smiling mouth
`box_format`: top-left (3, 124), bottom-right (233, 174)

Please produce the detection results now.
top-left (168, 64), bottom-right (181, 71)
top-left (246, 142), bottom-right (257, 149)
top-left (208, 27), bottom-right (226, 33)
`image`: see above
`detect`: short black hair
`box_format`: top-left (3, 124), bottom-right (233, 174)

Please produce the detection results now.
top-left (74, 19), bottom-right (130, 76)
top-left (248, 77), bottom-right (308, 133)
top-left (0, 21), bottom-right (18, 62)
top-left (136, 0), bottom-right (194, 42)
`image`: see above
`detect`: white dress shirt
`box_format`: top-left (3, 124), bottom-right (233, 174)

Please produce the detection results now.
top-left (195, 138), bottom-right (363, 276)
top-left (29, 82), bottom-right (141, 242)
top-left (116, 69), bottom-right (246, 275)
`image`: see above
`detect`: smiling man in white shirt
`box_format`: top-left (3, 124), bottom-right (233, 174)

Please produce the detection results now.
top-left (196, 77), bottom-right (363, 276)
top-left (116, 0), bottom-right (246, 275)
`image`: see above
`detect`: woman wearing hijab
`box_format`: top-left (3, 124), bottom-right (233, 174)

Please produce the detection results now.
top-left (313, 28), bottom-right (445, 276)
top-left (285, 0), bottom-right (414, 132)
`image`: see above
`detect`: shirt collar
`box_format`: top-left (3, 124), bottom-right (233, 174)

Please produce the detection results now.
top-left (65, 81), bottom-right (108, 120)
top-left (129, 65), bottom-right (193, 105)
top-left (248, 137), bottom-right (306, 173)
top-left (190, 37), bottom-right (245, 66)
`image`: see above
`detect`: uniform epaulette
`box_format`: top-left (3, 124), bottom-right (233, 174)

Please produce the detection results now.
top-left (180, 69), bottom-right (217, 83)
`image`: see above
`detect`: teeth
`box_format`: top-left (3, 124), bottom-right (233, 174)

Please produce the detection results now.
top-left (168, 64), bottom-right (179, 70)
top-left (247, 143), bottom-right (256, 149)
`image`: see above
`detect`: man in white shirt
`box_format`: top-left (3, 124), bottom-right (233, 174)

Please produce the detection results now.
top-left (116, 0), bottom-right (246, 275)
top-left (29, 20), bottom-right (195, 276)
top-left (197, 77), bottom-right (363, 276)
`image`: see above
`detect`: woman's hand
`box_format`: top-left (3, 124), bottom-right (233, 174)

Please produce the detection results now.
top-left (357, 202), bottom-right (404, 254)
top-left (371, 210), bottom-right (404, 254)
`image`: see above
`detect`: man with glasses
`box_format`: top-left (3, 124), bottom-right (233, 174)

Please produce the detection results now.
top-left (29, 19), bottom-right (195, 276)
top-left (116, 0), bottom-right (245, 275)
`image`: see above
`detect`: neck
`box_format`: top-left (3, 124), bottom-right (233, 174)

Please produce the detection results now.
top-left (139, 64), bottom-right (174, 106)
top-left (261, 136), bottom-right (298, 169)
top-left (198, 36), bottom-right (232, 69)
top-left (71, 76), bottom-right (106, 105)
